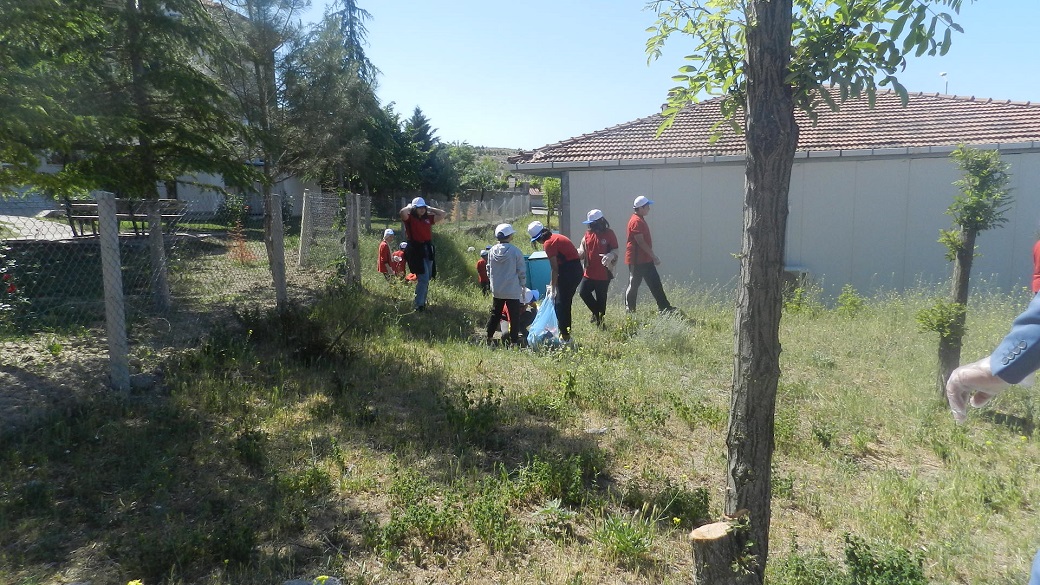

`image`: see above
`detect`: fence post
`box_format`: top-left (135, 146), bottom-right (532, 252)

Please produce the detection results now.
top-left (96, 191), bottom-right (130, 393)
top-left (342, 192), bottom-right (361, 287)
top-left (297, 189), bottom-right (312, 267)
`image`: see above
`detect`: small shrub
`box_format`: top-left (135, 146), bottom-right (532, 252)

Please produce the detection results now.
top-left (468, 488), bottom-right (524, 554)
top-left (593, 504), bottom-right (659, 565)
top-left (836, 284), bottom-right (867, 317)
top-left (843, 533), bottom-right (926, 585)
top-left (784, 285), bottom-right (824, 316)
top-left (811, 422), bottom-right (836, 449)
top-left (439, 383), bottom-right (503, 446)
top-left (232, 429), bottom-right (268, 472)
top-left (532, 498), bottom-right (576, 541)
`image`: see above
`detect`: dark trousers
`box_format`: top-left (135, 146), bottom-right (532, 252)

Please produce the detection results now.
top-left (556, 260), bottom-right (583, 338)
top-left (486, 297), bottom-right (522, 344)
top-left (626, 262), bottom-right (671, 312)
top-left (579, 278), bottom-right (610, 323)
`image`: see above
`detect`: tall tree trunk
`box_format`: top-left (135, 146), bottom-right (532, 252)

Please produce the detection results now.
top-left (939, 228), bottom-right (976, 393)
top-left (264, 174), bottom-right (288, 308)
top-left (127, 0), bottom-right (170, 312)
top-left (724, 1), bottom-right (798, 583)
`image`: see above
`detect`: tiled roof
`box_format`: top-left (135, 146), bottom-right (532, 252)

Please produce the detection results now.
top-left (510, 90), bottom-right (1040, 165)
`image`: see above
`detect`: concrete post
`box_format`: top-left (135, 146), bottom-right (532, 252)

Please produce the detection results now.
top-left (96, 191), bottom-right (130, 393)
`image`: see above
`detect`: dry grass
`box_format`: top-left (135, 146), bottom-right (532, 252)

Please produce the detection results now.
top-left (1, 224), bottom-right (1038, 585)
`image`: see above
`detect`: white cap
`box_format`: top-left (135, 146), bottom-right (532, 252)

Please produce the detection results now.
top-left (400, 242), bottom-right (408, 249)
top-left (582, 209), bottom-right (604, 224)
top-left (495, 223), bottom-right (515, 239)
top-left (411, 196), bottom-right (427, 207)
top-left (522, 288), bottom-right (540, 304)
top-left (383, 228), bottom-right (394, 237)
top-left (480, 249), bottom-right (488, 257)
top-left (633, 195), bottom-right (653, 208)
top-left (527, 220), bottom-right (546, 241)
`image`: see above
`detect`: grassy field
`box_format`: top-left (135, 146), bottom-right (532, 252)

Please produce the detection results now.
top-left (1, 218), bottom-right (1038, 585)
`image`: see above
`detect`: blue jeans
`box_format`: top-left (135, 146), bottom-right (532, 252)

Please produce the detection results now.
top-left (414, 258), bottom-right (432, 308)
top-left (1029, 549), bottom-right (1040, 585)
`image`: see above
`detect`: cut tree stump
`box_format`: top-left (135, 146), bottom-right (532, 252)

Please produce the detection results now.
top-left (690, 520), bottom-right (759, 585)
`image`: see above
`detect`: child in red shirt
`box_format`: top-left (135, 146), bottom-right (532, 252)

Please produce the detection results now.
top-left (377, 229), bottom-right (395, 280)
top-left (476, 247), bottom-right (490, 296)
top-left (391, 242), bottom-right (407, 278)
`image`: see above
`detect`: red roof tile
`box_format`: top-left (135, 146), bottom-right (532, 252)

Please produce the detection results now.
top-left (510, 90), bottom-right (1040, 165)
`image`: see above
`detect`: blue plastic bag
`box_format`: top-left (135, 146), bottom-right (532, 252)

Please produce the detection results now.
top-left (526, 294), bottom-right (559, 348)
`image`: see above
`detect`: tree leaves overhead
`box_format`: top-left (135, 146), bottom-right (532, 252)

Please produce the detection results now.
top-left (646, 0), bottom-right (965, 128)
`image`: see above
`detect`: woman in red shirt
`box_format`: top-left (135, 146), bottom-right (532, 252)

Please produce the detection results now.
top-left (577, 209), bottom-right (619, 327)
top-left (400, 197), bottom-right (445, 311)
top-left (528, 220), bottom-right (582, 342)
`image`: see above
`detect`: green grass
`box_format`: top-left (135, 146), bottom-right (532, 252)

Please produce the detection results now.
top-left (1, 219), bottom-right (1039, 584)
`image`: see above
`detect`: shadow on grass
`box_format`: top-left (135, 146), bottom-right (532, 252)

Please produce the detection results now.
top-left (979, 409), bottom-right (1035, 435)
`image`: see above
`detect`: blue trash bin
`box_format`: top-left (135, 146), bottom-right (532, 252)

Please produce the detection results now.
top-left (525, 251), bottom-right (550, 299)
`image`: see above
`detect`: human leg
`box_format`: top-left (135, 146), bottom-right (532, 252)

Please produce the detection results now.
top-left (556, 264), bottom-right (582, 339)
top-left (486, 298), bottom-right (507, 342)
top-left (414, 258), bottom-right (432, 309)
top-left (579, 278), bottom-right (597, 318)
top-left (642, 264), bottom-right (673, 311)
top-left (504, 298), bottom-right (522, 344)
top-left (594, 279), bottom-right (610, 320)
top-left (626, 264), bottom-right (646, 312)
top-left (1029, 548), bottom-right (1040, 585)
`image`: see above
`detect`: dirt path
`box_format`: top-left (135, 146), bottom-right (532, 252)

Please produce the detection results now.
top-left (0, 215), bottom-right (75, 241)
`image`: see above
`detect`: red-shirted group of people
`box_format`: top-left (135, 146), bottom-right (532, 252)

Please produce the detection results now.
top-left (471, 195), bottom-right (677, 345)
top-left (380, 194), bottom-right (678, 343)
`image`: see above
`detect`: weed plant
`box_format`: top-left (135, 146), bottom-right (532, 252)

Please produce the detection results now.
top-left (1, 220), bottom-right (1039, 584)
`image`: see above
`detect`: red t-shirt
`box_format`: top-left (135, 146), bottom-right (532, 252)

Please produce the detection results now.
top-left (1032, 239), bottom-right (1040, 293)
top-left (377, 240), bottom-right (392, 273)
top-left (625, 213), bottom-right (654, 265)
top-left (476, 258), bottom-right (489, 284)
top-left (404, 213), bottom-right (436, 242)
top-left (543, 233), bottom-right (580, 263)
top-left (582, 229), bottom-right (619, 281)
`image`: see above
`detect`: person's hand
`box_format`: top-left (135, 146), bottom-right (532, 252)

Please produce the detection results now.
top-left (653, 254), bottom-right (661, 266)
top-left (544, 284), bottom-right (554, 299)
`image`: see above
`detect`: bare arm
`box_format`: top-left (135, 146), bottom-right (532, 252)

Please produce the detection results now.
top-left (633, 233), bottom-right (660, 265)
top-left (399, 205), bottom-right (412, 222)
top-left (427, 206), bottom-right (446, 218)
top-left (548, 255), bottom-right (559, 289)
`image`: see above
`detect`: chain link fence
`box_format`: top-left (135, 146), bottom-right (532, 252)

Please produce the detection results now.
top-left (1, 188), bottom-right (533, 389)
top-left (0, 190), bottom-right (359, 389)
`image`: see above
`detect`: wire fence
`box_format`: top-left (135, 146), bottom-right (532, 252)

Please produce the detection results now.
top-left (0, 189), bottom-right (536, 390)
top-left (0, 191), bottom-right (356, 388)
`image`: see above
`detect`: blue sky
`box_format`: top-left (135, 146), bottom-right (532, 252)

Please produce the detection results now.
top-left (303, 0), bottom-right (1040, 150)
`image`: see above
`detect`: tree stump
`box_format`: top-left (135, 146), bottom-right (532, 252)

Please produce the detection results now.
top-left (690, 520), bottom-right (759, 585)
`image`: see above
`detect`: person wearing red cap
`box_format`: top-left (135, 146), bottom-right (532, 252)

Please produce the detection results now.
top-left (577, 209), bottom-right (618, 327)
top-left (400, 197), bottom-right (446, 311)
top-left (528, 219), bottom-right (582, 342)
top-left (625, 195), bottom-right (676, 314)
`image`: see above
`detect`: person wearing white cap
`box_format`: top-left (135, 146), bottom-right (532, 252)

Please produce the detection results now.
top-left (485, 223), bottom-right (526, 345)
top-left (400, 196), bottom-right (446, 310)
top-left (476, 247), bottom-right (491, 296)
top-left (577, 209), bottom-right (619, 327)
top-left (376, 228), bottom-right (396, 281)
top-left (625, 195), bottom-right (677, 313)
top-left (528, 219), bottom-right (582, 342)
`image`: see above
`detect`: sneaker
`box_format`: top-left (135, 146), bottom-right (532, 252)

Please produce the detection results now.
top-left (945, 373), bottom-right (970, 424)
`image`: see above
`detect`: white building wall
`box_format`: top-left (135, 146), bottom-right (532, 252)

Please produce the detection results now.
top-left (562, 148), bottom-right (1040, 297)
